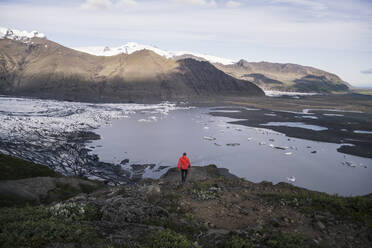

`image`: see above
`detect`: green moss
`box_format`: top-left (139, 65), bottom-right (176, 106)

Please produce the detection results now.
top-left (141, 229), bottom-right (195, 248)
top-left (53, 182), bottom-right (81, 200)
top-left (162, 193), bottom-right (185, 214)
top-left (218, 231), bottom-right (319, 248)
top-left (0, 204), bottom-right (102, 248)
top-left (0, 153), bottom-right (61, 180)
top-left (79, 181), bottom-right (103, 194)
top-left (263, 232), bottom-right (311, 248)
top-left (0, 194), bottom-right (39, 208)
top-left (143, 216), bottom-right (205, 240)
top-left (261, 191), bottom-right (372, 227)
top-left (222, 235), bottom-right (252, 248)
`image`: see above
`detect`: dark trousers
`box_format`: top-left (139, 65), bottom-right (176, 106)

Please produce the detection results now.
top-left (181, 169), bottom-right (188, 183)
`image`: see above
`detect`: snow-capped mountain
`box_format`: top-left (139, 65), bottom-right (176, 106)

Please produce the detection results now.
top-left (0, 26), bottom-right (46, 41)
top-left (0, 26), bottom-right (350, 94)
top-left (74, 42), bottom-right (235, 65)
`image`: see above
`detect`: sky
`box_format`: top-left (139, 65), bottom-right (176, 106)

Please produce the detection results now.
top-left (0, 0), bottom-right (372, 87)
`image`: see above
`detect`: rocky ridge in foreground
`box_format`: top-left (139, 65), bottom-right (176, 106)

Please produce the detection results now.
top-left (1, 157), bottom-right (371, 248)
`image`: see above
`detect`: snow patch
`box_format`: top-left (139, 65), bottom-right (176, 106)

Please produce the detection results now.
top-left (261, 122), bottom-right (328, 131)
top-left (73, 42), bottom-right (235, 65)
top-left (0, 26), bottom-right (46, 41)
top-left (264, 91), bottom-right (318, 97)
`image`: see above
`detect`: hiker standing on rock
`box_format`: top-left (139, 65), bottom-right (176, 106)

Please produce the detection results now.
top-left (178, 152), bottom-right (191, 183)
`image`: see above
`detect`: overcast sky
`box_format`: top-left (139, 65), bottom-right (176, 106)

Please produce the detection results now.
top-left (1, 0), bottom-right (371, 87)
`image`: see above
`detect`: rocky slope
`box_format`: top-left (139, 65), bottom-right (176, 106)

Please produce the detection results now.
top-left (214, 60), bottom-right (350, 93)
top-left (1, 157), bottom-right (371, 248)
top-left (0, 38), bottom-right (263, 102)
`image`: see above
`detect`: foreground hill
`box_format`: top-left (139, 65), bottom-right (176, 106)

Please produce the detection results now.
top-left (0, 38), bottom-right (263, 102)
top-left (1, 154), bottom-right (371, 248)
top-left (214, 60), bottom-right (350, 93)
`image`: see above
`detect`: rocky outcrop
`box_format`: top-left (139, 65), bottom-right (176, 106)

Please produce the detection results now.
top-left (1, 161), bottom-right (371, 247)
top-left (0, 176), bottom-right (102, 206)
top-left (5, 164), bottom-right (364, 248)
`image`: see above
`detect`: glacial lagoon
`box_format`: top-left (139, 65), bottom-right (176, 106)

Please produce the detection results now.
top-left (90, 107), bottom-right (372, 196)
top-left (0, 96), bottom-right (371, 196)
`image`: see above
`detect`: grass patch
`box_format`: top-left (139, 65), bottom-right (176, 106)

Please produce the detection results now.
top-left (141, 229), bottom-right (195, 248)
top-left (79, 181), bottom-right (103, 194)
top-left (0, 194), bottom-right (38, 208)
top-left (52, 182), bottom-right (81, 201)
top-left (219, 231), bottom-right (321, 248)
top-left (0, 204), bottom-right (102, 248)
top-left (143, 216), bottom-right (205, 240)
top-left (162, 193), bottom-right (185, 214)
top-left (263, 232), bottom-right (313, 248)
top-left (0, 153), bottom-right (61, 180)
top-left (221, 235), bottom-right (252, 248)
top-left (261, 191), bottom-right (372, 226)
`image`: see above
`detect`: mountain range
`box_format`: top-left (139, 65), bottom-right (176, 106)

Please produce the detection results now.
top-left (0, 27), bottom-right (349, 102)
top-left (75, 41), bottom-right (350, 93)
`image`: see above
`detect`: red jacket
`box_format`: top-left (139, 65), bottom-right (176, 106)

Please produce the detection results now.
top-left (178, 155), bottom-right (191, 170)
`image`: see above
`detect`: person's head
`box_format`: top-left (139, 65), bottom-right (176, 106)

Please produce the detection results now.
top-left (183, 152), bottom-right (187, 156)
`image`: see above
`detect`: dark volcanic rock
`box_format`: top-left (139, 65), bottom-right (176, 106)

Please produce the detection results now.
top-left (0, 176), bottom-right (101, 206)
top-left (120, 159), bottom-right (130, 165)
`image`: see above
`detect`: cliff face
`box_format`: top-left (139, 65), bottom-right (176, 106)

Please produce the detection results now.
top-left (0, 38), bottom-right (264, 102)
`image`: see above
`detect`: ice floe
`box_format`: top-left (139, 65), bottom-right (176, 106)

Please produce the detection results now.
top-left (342, 161), bottom-right (356, 168)
top-left (287, 176), bottom-right (296, 182)
top-left (261, 122), bottom-right (328, 131)
top-left (226, 143), bottom-right (240, 147)
top-left (300, 116), bottom-right (319, 119)
top-left (323, 114), bottom-right (344, 117)
top-left (353, 130), bottom-right (372, 134)
top-left (302, 108), bottom-right (363, 114)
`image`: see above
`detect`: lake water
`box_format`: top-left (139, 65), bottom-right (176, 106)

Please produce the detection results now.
top-left (91, 107), bottom-right (372, 196)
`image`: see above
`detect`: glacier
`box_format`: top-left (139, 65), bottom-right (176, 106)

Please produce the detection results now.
top-left (0, 96), bottom-right (185, 184)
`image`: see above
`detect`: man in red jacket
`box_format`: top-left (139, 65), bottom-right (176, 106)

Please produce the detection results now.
top-left (178, 152), bottom-right (191, 183)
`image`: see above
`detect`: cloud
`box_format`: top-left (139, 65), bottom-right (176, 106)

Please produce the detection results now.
top-left (172, 0), bottom-right (216, 6)
top-left (117, 0), bottom-right (138, 7)
top-left (361, 68), bottom-right (372, 74)
top-left (226, 1), bottom-right (241, 8)
top-left (81, 0), bottom-right (113, 10)
top-left (271, 0), bottom-right (326, 10)
top-left (1, 0), bottom-right (372, 86)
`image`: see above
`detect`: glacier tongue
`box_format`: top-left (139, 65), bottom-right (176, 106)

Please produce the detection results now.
top-left (0, 96), bottom-right (182, 184)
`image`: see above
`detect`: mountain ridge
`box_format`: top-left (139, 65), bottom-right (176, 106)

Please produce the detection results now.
top-left (0, 37), bottom-right (263, 102)
top-left (0, 26), bottom-right (350, 95)
top-left (75, 43), bottom-right (350, 93)
top-left (215, 59), bottom-right (350, 93)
